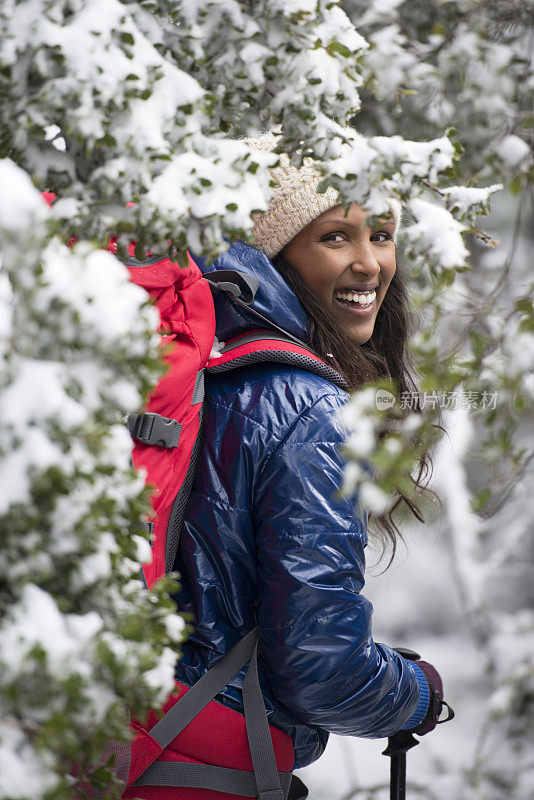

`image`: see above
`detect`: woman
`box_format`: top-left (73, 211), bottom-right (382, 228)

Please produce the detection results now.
top-left (127, 134), bottom-right (447, 798)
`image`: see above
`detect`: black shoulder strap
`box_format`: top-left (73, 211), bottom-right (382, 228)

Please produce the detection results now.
top-left (207, 330), bottom-right (348, 391)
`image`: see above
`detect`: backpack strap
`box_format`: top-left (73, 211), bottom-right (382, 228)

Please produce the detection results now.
top-left (206, 329), bottom-right (348, 391)
top-left (133, 628), bottom-right (292, 800)
top-left (126, 412), bottom-right (182, 448)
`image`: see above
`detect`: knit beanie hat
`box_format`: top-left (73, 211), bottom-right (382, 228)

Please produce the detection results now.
top-left (249, 132), bottom-right (401, 258)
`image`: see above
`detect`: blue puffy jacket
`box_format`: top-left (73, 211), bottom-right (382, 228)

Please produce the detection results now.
top-left (174, 242), bottom-right (429, 769)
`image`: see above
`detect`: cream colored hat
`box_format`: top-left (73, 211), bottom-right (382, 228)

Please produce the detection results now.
top-left (249, 132), bottom-right (401, 258)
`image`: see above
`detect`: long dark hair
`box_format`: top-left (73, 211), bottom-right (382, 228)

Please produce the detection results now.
top-left (271, 250), bottom-right (438, 562)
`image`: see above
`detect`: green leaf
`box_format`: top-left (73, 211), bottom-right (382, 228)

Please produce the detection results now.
top-left (471, 488), bottom-right (491, 513)
top-left (508, 175), bottom-right (524, 196)
top-left (326, 41), bottom-right (351, 58)
top-left (134, 241), bottom-right (146, 261)
top-left (515, 298), bottom-right (533, 314)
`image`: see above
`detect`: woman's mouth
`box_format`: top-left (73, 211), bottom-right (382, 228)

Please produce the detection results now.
top-left (333, 289), bottom-right (376, 317)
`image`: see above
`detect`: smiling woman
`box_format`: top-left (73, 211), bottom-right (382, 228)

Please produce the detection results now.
top-left (267, 186), bottom-right (433, 561)
top-left (133, 131), bottom-right (450, 800)
top-left (270, 212), bottom-right (416, 403)
top-left (283, 203), bottom-right (397, 345)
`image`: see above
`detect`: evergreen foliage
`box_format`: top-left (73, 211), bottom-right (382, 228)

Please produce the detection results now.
top-left (0, 1), bottom-right (532, 798)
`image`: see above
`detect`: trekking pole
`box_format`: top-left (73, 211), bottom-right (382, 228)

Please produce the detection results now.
top-left (382, 728), bottom-right (419, 800)
top-left (382, 647), bottom-right (455, 800)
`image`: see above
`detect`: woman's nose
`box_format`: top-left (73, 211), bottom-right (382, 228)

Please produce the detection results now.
top-left (349, 240), bottom-right (381, 277)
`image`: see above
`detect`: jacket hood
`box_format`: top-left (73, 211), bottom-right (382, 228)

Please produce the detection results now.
top-left (192, 241), bottom-right (311, 344)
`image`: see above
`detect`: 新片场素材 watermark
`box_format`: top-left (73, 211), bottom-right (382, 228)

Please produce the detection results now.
top-left (375, 389), bottom-right (499, 410)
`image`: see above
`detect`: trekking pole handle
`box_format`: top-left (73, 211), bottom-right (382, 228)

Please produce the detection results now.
top-left (393, 647), bottom-right (420, 661)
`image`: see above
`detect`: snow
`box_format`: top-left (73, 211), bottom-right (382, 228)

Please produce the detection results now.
top-left (142, 646), bottom-right (178, 702)
top-left (44, 124), bottom-right (66, 152)
top-left (39, 241), bottom-right (151, 341)
top-left (0, 359), bottom-right (88, 430)
top-left (1, 0), bottom-right (531, 796)
top-left (356, 0), bottom-right (404, 26)
top-left (338, 389), bottom-right (379, 461)
top-left (441, 184), bottom-right (503, 217)
top-left (38, 0), bottom-right (203, 145)
top-left (407, 197), bottom-right (469, 270)
top-left (0, 271), bottom-right (13, 359)
top-left (0, 723), bottom-right (57, 798)
top-left (0, 584), bottom-right (103, 676)
top-left (365, 25), bottom-right (424, 101)
top-left (240, 42), bottom-right (271, 86)
top-left (341, 460), bottom-right (364, 495)
top-left (209, 337), bottom-right (226, 360)
top-left (146, 135), bottom-right (275, 244)
top-left (523, 373), bottom-right (534, 400)
top-left (359, 483), bottom-right (389, 514)
top-left (0, 159), bottom-right (48, 233)
top-left (371, 135), bottom-right (455, 184)
top-left (164, 614), bottom-right (186, 643)
top-left (133, 534), bottom-right (152, 565)
top-left (496, 135), bottom-right (531, 168)
top-left (314, 5), bottom-right (369, 55)
top-left (327, 131), bottom-right (376, 180)
top-left (0, 358), bottom-right (88, 512)
top-left (75, 537), bottom-right (115, 587)
top-left (433, 408), bottom-right (487, 611)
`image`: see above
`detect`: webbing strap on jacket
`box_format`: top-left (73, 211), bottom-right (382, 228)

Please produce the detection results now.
top-left (134, 763), bottom-right (292, 797)
top-left (242, 640), bottom-right (283, 799)
top-left (135, 627), bottom-right (287, 799)
top-left (148, 627), bottom-right (258, 748)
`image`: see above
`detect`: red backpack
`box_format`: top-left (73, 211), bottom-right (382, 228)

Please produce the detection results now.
top-left (125, 250), bottom-right (346, 591)
top-left (41, 187), bottom-right (343, 797)
top-left (121, 250), bottom-right (346, 800)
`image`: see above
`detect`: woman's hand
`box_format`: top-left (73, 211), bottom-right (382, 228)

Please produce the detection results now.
top-left (410, 660), bottom-right (452, 736)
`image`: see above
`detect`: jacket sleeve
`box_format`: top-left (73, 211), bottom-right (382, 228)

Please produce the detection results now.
top-left (253, 389), bottom-right (427, 738)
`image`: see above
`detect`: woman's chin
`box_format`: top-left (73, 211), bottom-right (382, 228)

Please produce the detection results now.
top-left (334, 311), bottom-right (375, 344)
top-left (351, 325), bottom-right (374, 345)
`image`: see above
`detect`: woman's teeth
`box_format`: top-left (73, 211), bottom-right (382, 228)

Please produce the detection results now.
top-left (334, 289), bottom-right (376, 308)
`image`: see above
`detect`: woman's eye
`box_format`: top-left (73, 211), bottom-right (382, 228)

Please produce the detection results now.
top-left (371, 231), bottom-right (393, 243)
top-left (321, 232), bottom-right (346, 243)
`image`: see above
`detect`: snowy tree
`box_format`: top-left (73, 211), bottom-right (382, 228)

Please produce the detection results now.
top-left (316, 2), bottom-right (534, 799)
top-left (0, 162), bottom-right (184, 799)
top-left (0, 0), bottom-right (532, 798)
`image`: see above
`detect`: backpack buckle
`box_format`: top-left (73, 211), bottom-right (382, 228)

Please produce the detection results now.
top-left (127, 412), bottom-right (182, 448)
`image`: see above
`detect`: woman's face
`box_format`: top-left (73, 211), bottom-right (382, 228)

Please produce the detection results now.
top-left (283, 203), bottom-right (397, 344)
